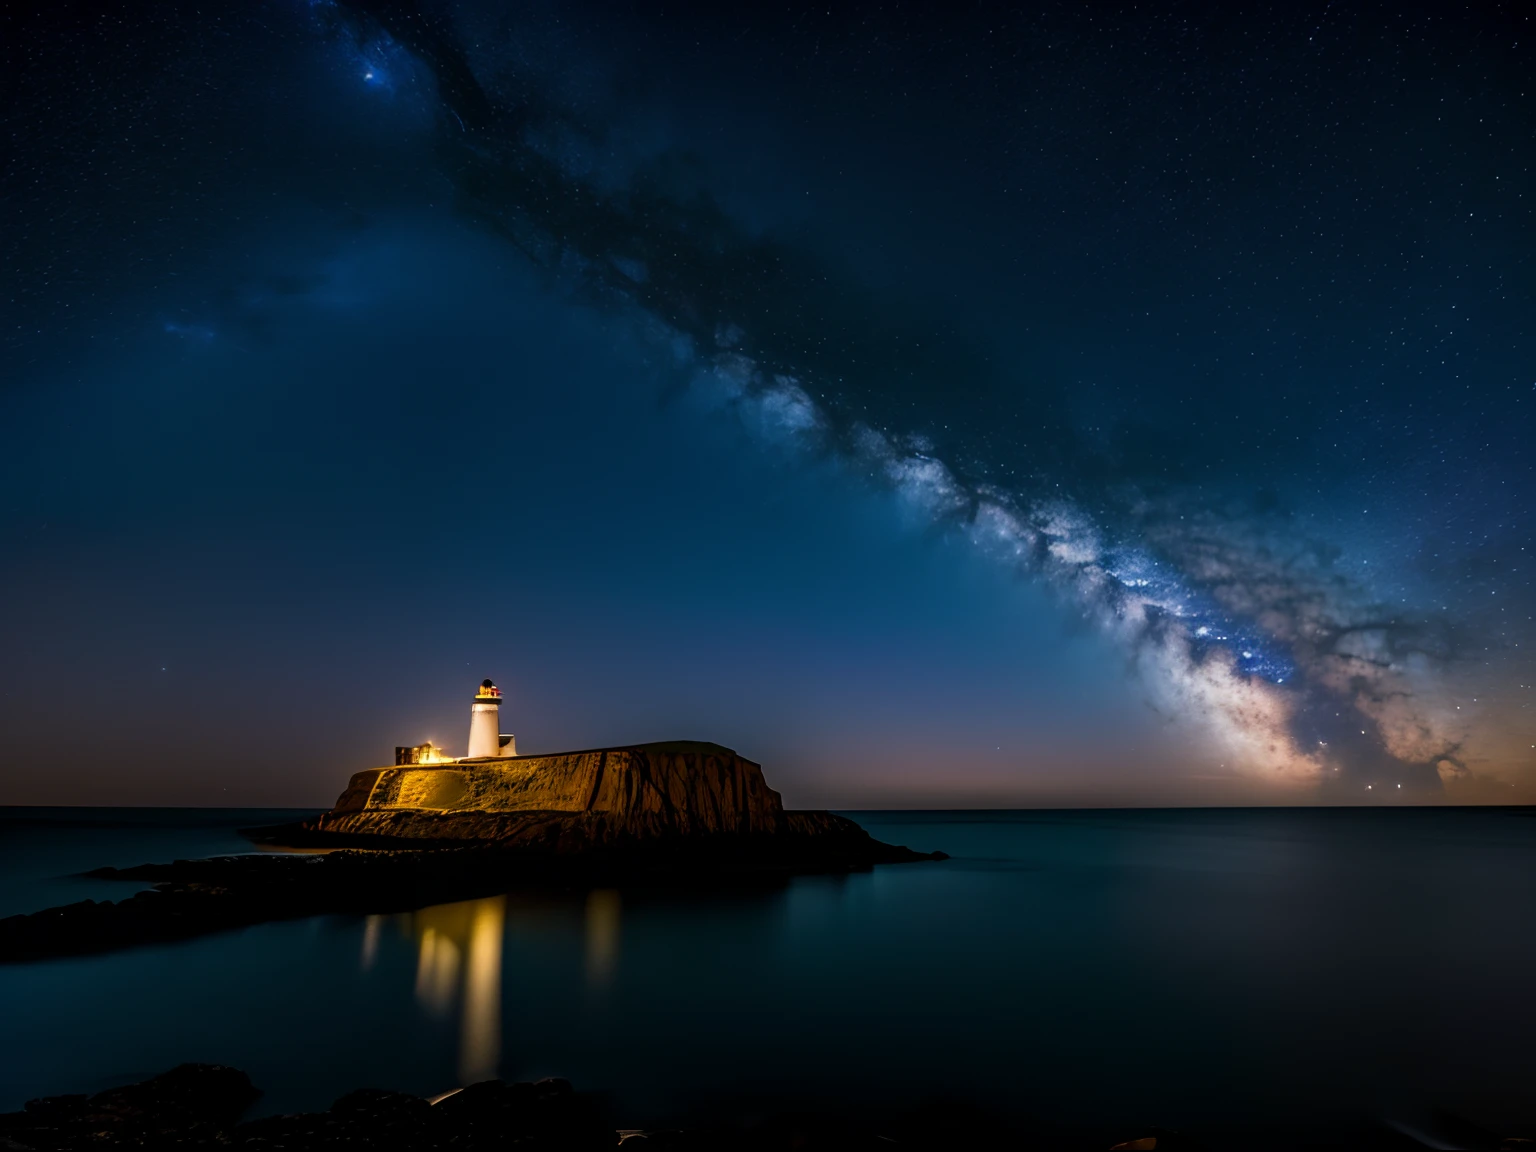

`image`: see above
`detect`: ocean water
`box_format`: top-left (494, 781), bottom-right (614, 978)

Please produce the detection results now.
top-left (2, 806), bottom-right (1534, 1144)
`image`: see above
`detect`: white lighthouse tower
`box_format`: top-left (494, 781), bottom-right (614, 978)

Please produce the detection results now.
top-left (467, 678), bottom-right (516, 759)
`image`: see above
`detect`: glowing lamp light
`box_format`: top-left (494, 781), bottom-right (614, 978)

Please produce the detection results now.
top-left (395, 740), bottom-right (455, 766)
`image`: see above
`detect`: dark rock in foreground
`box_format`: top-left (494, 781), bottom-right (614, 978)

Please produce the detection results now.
top-left (0, 1064), bottom-right (959, 1150)
top-left (0, 1065), bottom-right (977, 1150)
top-left (0, 1064), bottom-right (1115, 1151)
top-left (1, 1065), bottom-right (259, 1148)
top-left (0, 1065), bottom-right (616, 1151)
top-left (8, 1064), bottom-right (1521, 1150)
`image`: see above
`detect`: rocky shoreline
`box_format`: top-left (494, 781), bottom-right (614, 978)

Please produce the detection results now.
top-left (10, 1063), bottom-right (1527, 1150)
top-left (0, 1063), bottom-right (1196, 1151)
top-left (0, 818), bottom-right (944, 964)
top-left (0, 1064), bottom-right (613, 1151)
top-left (245, 807), bottom-right (924, 854)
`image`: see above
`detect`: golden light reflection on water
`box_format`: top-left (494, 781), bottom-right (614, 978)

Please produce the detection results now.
top-left (360, 915), bottom-right (383, 972)
top-left (585, 889), bottom-right (621, 990)
top-left (460, 898), bottom-right (504, 1084)
top-left (364, 890), bottom-right (622, 1087)
top-left (401, 896), bottom-right (507, 1084)
top-left (415, 926), bottom-right (462, 1015)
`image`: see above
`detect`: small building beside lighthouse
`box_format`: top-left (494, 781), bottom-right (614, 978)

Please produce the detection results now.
top-left (466, 678), bottom-right (517, 760)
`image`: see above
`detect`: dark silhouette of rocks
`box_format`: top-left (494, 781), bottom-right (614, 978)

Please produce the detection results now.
top-left (0, 1067), bottom-right (612, 1150)
top-left (0, 1067), bottom-right (996, 1150)
top-left (0, 1064), bottom-right (259, 1149)
top-left (0, 830), bottom-right (943, 966)
top-left (5, 1065), bottom-right (1528, 1150)
top-left (0, 1064), bottom-right (1136, 1150)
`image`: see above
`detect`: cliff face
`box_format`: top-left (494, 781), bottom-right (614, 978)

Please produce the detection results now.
top-left (317, 741), bottom-right (790, 842)
top-left (284, 740), bottom-right (946, 866)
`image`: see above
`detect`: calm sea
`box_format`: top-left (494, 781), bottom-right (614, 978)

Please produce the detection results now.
top-left (2, 807), bottom-right (1534, 1144)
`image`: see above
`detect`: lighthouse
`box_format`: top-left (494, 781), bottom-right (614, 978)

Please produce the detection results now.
top-left (467, 679), bottom-right (517, 759)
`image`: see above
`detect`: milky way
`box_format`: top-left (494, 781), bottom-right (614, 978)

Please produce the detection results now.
top-left (294, 0), bottom-right (1536, 797)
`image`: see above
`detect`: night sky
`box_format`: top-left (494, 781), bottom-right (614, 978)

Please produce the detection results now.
top-left (2, 1), bottom-right (1532, 807)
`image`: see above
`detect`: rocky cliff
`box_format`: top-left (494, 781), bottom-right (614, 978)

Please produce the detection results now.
top-left (319, 741), bottom-right (784, 841)
top-left (271, 741), bottom-right (935, 864)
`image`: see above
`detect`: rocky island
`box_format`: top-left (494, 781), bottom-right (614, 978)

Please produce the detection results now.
top-left (255, 740), bottom-right (914, 855)
top-left (253, 681), bottom-right (941, 861)
top-left (0, 727), bottom-right (944, 964)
